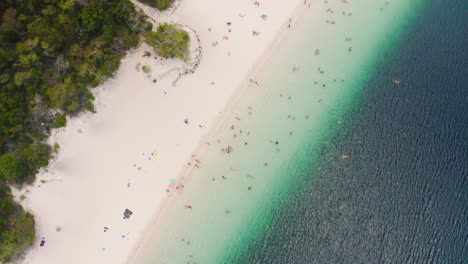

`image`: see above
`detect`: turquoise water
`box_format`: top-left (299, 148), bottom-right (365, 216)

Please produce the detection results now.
top-left (233, 0), bottom-right (467, 262)
top-left (135, 1), bottom-right (424, 263)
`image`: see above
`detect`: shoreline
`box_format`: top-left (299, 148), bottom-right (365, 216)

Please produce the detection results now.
top-left (123, 0), bottom-right (429, 262)
top-left (17, 1), bottom-right (309, 264)
top-left (126, 0), bottom-right (311, 262)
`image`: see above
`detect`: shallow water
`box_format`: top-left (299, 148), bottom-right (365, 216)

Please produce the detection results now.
top-left (134, 0), bottom-right (426, 263)
top-left (232, 0), bottom-right (467, 263)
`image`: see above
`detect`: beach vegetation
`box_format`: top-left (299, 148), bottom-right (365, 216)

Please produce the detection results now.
top-left (0, 0), bottom-right (148, 182)
top-left (0, 0), bottom-right (150, 260)
top-left (0, 186), bottom-right (35, 263)
top-left (145, 23), bottom-right (153, 32)
top-left (80, 2), bottom-right (105, 33)
top-left (142, 65), bottom-right (151, 74)
top-left (53, 114), bottom-right (67, 128)
top-left (54, 143), bottom-right (60, 153)
top-left (20, 144), bottom-right (52, 182)
top-left (0, 154), bottom-right (24, 182)
top-left (145, 23), bottom-right (190, 61)
top-left (137, 0), bottom-right (172, 10)
top-left (143, 51), bottom-right (152, 57)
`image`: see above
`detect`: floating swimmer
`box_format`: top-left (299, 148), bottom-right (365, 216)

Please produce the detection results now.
top-left (226, 146), bottom-right (233, 153)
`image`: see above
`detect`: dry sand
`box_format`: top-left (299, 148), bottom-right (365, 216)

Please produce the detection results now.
top-left (14, 0), bottom-right (308, 263)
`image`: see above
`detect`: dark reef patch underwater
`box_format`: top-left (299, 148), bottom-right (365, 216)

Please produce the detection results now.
top-left (233, 0), bottom-right (468, 263)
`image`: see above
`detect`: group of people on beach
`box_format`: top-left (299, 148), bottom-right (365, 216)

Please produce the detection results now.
top-left (148, 1), bottom-right (370, 262)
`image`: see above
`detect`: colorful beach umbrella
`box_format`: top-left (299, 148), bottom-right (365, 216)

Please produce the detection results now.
top-left (170, 178), bottom-right (176, 184)
top-left (168, 183), bottom-right (175, 188)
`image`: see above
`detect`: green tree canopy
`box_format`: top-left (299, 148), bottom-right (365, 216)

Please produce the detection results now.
top-left (80, 3), bottom-right (104, 33)
top-left (145, 23), bottom-right (189, 61)
top-left (0, 0), bottom-right (149, 259)
top-left (0, 154), bottom-right (23, 182)
top-left (0, 211), bottom-right (35, 263)
top-left (136, 0), bottom-right (171, 10)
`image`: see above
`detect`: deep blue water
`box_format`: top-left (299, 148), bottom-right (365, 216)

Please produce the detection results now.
top-left (235, 0), bottom-right (467, 263)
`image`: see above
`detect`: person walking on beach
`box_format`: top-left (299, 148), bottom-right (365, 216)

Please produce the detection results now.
top-left (127, 178), bottom-right (132, 188)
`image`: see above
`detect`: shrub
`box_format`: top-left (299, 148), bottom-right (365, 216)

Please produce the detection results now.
top-left (0, 211), bottom-right (36, 263)
top-left (0, 186), bottom-right (35, 263)
top-left (121, 31), bottom-right (139, 49)
top-left (142, 65), bottom-right (151, 74)
top-left (0, 154), bottom-right (23, 182)
top-left (0, 185), bottom-right (14, 230)
top-left (22, 144), bottom-right (51, 173)
top-left (144, 23), bottom-right (153, 32)
top-left (80, 3), bottom-right (104, 33)
top-left (137, 0), bottom-right (171, 10)
top-left (155, 0), bottom-right (171, 10)
top-left (54, 143), bottom-right (60, 153)
top-left (144, 24), bottom-right (190, 61)
top-left (53, 114), bottom-right (67, 128)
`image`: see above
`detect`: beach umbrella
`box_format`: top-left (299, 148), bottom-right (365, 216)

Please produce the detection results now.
top-left (168, 183), bottom-right (175, 188)
top-left (170, 178), bottom-right (176, 184)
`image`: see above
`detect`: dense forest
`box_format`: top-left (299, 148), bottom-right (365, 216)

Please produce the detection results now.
top-left (0, 0), bottom-right (151, 262)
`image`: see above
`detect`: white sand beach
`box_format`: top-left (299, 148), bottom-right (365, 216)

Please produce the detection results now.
top-left (14, 0), bottom-right (309, 263)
